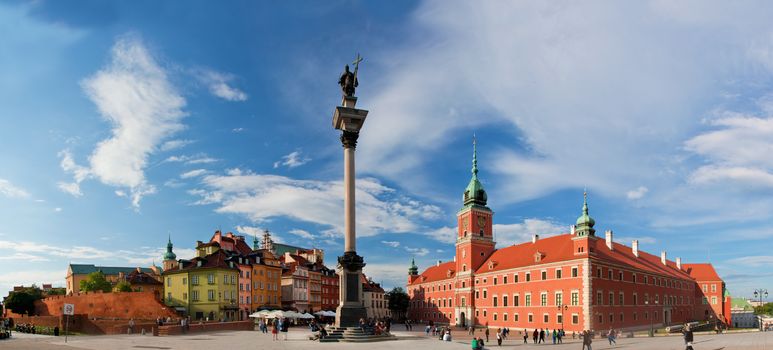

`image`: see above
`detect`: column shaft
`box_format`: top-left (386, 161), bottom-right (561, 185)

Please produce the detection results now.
top-left (344, 146), bottom-right (356, 253)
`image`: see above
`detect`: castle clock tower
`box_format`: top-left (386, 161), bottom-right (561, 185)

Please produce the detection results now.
top-left (454, 138), bottom-right (495, 328)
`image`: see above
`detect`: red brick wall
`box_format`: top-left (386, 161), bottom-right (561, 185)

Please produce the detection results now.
top-left (33, 291), bottom-right (177, 320)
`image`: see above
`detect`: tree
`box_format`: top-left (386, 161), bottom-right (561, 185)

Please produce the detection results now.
top-left (113, 281), bottom-right (133, 292)
top-left (754, 302), bottom-right (773, 315)
top-left (386, 287), bottom-right (410, 320)
top-left (4, 286), bottom-right (43, 315)
top-left (79, 271), bottom-right (112, 292)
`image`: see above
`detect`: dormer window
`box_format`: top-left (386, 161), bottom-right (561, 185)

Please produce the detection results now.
top-left (488, 260), bottom-right (496, 270)
top-left (534, 252), bottom-right (544, 262)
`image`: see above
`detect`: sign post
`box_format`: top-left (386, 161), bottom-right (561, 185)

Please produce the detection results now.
top-left (63, 303), bottom-right (74, 343)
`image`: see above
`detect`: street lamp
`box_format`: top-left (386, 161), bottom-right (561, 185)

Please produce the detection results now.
top-left (645, 299), bottom-right (659, 337)
top-left (558, 304), bottom-right (568, 331)
top-left (754, 289), bottom-right (768, 308)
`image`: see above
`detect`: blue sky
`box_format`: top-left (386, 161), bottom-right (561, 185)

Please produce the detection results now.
top-left (1, 0), bottom-right (772, 301)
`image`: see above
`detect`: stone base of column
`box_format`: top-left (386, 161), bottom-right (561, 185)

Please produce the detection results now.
top-left (335, 252), bottom-right (368, 328)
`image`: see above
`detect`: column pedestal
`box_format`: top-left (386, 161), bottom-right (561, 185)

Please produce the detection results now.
top-left (335, 252), bottom-right (367, 327)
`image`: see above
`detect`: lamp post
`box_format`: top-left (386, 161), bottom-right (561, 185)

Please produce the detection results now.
top-left (645, 299), bottom-right (659, 337)
top-left (558, 304), bottom-right (568, 331)
top-left (754, 289), bottom-right (768, 308)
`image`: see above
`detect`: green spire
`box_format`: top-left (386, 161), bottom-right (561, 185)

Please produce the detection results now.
top-left (163, 234), bottom-right (177, 261)
top-left (575, 191), bottom-right (596, 237)
top-left (253, 233), bottom-right (259, 250)
top-left (408, 257), bottom-right (418, 275)
top-left (463, 135), bottom-right (487, 207)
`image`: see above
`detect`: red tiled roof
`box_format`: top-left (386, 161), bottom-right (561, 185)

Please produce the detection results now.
top-left (683, 263), bottom-right (721, 281)
top-left (409, 261), bottom-right (455, 285)
top-left (475, 234), bottom-right (574, 274)
top-left (444, 234), bottom-right (694, 280)
top-left (592, 238), bottom-right (693, 280)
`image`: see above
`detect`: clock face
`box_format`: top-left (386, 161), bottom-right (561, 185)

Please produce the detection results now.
top-left (478, 215), bottom-right (486, 229)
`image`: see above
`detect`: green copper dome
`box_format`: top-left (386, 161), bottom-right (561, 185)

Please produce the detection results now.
top-left (163, 235), bottom-right (177, 261)
top-left (575, 191), bottom-right (596, 237)
top-left (463, 137), bottom-right (487, 207)
top-left (409, 257), bottom-right (418, 275)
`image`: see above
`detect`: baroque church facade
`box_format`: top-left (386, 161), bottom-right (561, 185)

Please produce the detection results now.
top-left (406, 143), bottom-right (730, 332)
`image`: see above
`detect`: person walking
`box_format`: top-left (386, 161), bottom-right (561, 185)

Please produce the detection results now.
top-left (496, 328), bottom-right (502, 346)
top-left (523, 329), bottom-right (528, 343)
top-left (532, 329), bottom-right (538, 343)
top-left (682, 324), bottom-right (694, 350)
top-left (539, 328), bottom-right (545, 343)
top-left (469, 325), bottom-right (475, 336)
top-left (271, 319), bottom-right (278, 341)
top-left (485, 327), bottom-right (490, 343)
top-left (607, 328), bottom-right (616, 345)
top-left (552, 328), bottom-right (557, 344)
top-left (280, 318), bottom-right (289, 340)
top-left (582, 330), bottom-right (593, 350)
top-left (557, 328), bottom-right (563, 344)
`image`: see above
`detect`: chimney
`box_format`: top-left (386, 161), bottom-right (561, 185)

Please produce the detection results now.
top-left (532, 234), bottom-right (539, 243)
top-left (632, 240), bottom-right (639, 257)
top-left (661, 251), bottom-right (667, 265)
top-left (605, 230), bottom-right (614, 250)
top-left (436, 260), bottom-right (441, 267)
top-left (676, 257), bottom-right (682, 269)
top-left (453, 256), bottom-right (456, 262)
top-left (570, 225), bottom-right (576, 235)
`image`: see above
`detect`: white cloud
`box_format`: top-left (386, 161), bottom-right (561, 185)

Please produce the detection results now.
top-left (381, 240), bottom-right (400, 248)
top-left (190, 170), bottom-right (442, 238)
top-left (626, 186), bottom-right (649, 200)
top-left (60, 36), bottom-right (186, 208)
top-left (0, 270), bottom-right (66, 298)
top-left (493, 219), bottom-right (567, 246)
top-left (54, 207), bottom-right (62, 212)
top-left (726, 255), bottom-right (773, 267)
top-left (405, 247), bottom-right (430, 257)
top-left (0, 178), bottom-right (29, 198)
top-left (232, 127), bottom-right (245, 133)
top-left (165, 154), bottom-right (219, 165)
top-left (196, 69), bottom-right (248, 102)
top-left (273, 151), bottom-right (310, 169)
top-left (160, 139), bottom-right (194, 152)
top-left (180, 169), bottom-right (208, 179)
top-left (289, 229), bottom-right (314, 240)
top-left (362, 263), bottom-right (409, 290)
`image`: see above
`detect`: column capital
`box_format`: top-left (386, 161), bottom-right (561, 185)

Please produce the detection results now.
top-left (340, 130), bottom-right (359, 149)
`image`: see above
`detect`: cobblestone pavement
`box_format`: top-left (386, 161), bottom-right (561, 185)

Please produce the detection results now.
top-left (1, 328), bottom-right (771, 350)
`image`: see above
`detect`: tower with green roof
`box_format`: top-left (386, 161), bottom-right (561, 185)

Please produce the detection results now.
top-left (574, 191), bottom-right (596, 237)
top-left (454, 136), bottom-right (495, 329)
top-left (408, 257), bottom-right (418, 276)
top-left (162, 235), bottom-right (178, 271)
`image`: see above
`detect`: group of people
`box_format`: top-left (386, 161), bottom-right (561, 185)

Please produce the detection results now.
top-left (524, 328), bottom-right (566, 344)
top-left (0, 318), bottom-right (13, 339)
top-left (359, 317), bottom-right (392, 335)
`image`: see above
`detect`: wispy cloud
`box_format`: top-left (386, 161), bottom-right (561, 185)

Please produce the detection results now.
top-left (165, 153), bottom-right (218, 165)
top-left (160, 139), bottom-right (194, 152)
top-left (381, 240), bottom-right (400, 248)
top-left (273, 151), bottom-right (310, 169)
top-left (289, 229), bottom-right (314, 240)
top-left (180, 169), bottom-right (208, 179)
top-left (195, 69), bottom-right (248, 102)
top-left (0, 179), bottom-right (29, 198)
top-left (626, 186), bottom-right (649, 200)
top-left (405, 247), bottom-right (430, 257)
top-left (59, 35), bottom-right (186, 208)
top-left (189, 169), bottom-right (442, 238)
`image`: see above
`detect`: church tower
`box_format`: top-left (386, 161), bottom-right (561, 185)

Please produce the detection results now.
top-left (572, 191), bottom-right (598, 256)
top-left (454, 137), bottom-right (495, 327)
top-left (408, 257), bottom-right (419, 284)
top-left (162, 234), bottom-right (179, 271)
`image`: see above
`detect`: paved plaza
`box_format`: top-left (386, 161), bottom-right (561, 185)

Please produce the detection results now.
top-left (2, 327), bottom-right (773, 350)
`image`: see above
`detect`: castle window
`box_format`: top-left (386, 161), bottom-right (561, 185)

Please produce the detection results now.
top-left (541, 271), bottom-right (547, 280)
top-left (526, 273), bottom-right (531, 282)
top-left (503, 276), bottom-right (508, 284)
top-left (463, 265), bottom-right (467, 272)
top-left (556, 269), bottom-right (562, 279)
top-left (572, 267), bottom-right (578, 277)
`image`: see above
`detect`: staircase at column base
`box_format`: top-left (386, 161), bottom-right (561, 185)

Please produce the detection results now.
top-left (318, 327), bottom-right (399, 343)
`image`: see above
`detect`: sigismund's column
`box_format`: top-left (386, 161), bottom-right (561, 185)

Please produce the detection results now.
top-left (332, 55), bottom-right (369, 327)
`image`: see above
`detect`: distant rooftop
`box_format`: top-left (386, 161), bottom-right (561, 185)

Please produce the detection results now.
top-left (68, 264), bottom-right (154, 276)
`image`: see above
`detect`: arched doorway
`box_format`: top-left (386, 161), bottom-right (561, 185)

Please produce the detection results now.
top-left (460, 312), bottom-right (466, 327)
